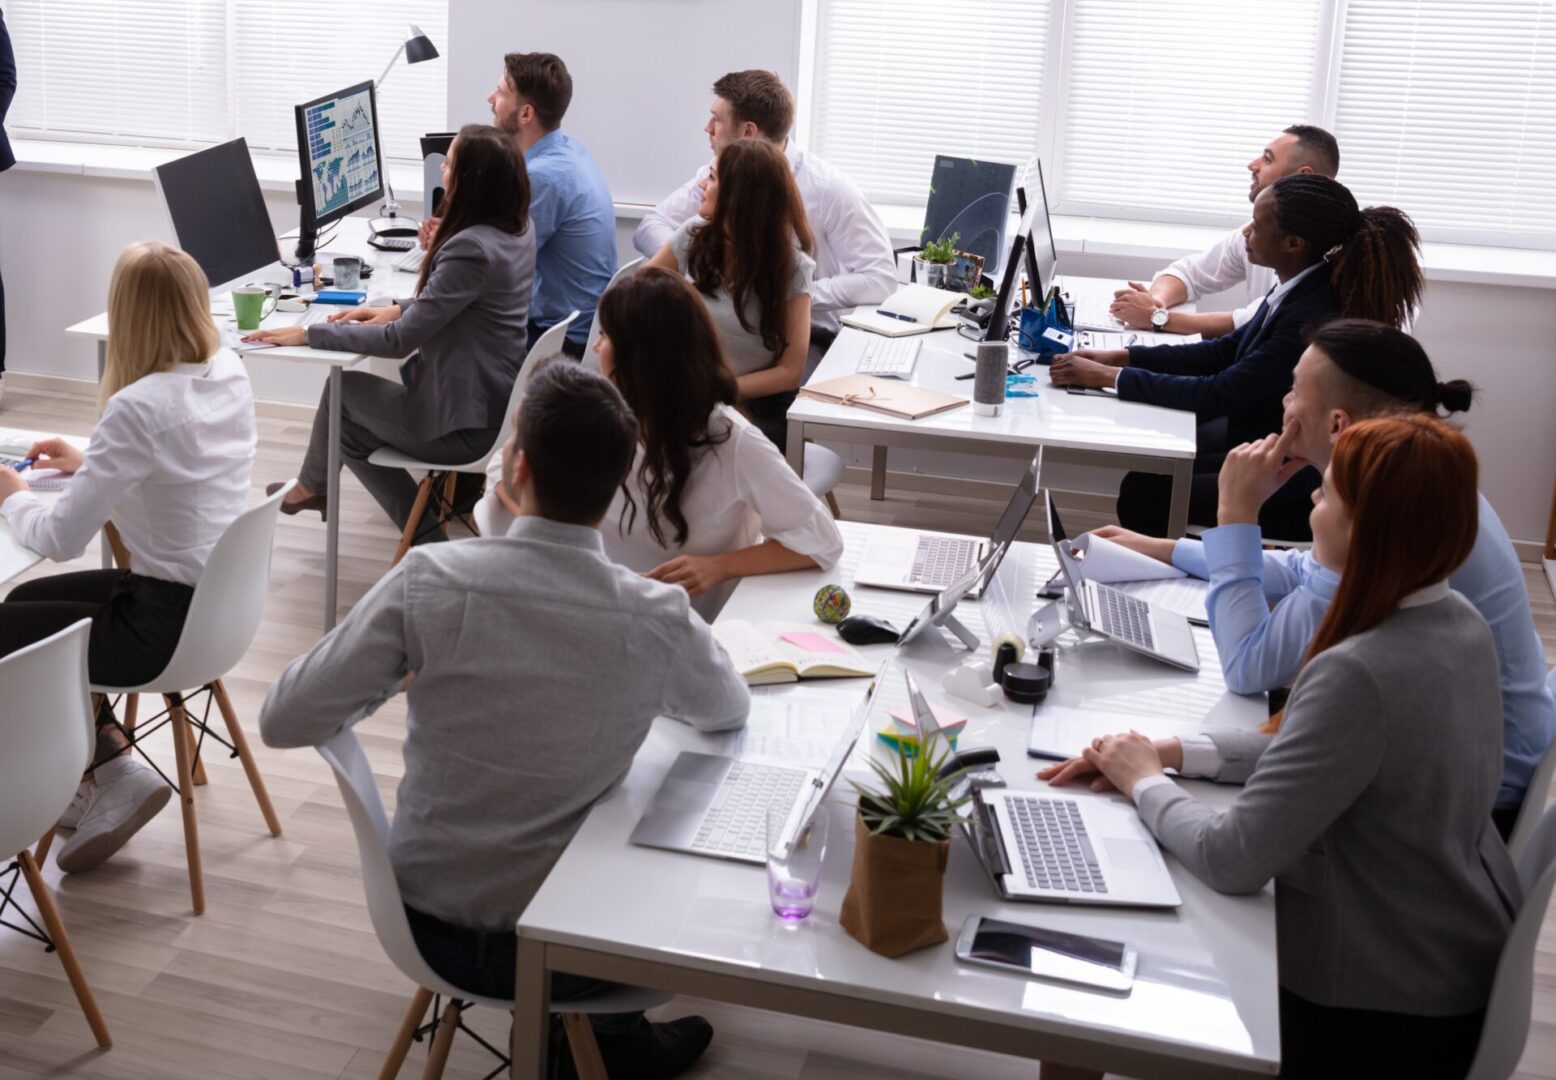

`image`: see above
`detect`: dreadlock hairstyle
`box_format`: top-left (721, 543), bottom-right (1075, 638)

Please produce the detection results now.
top-left (1268, 174), bottom-right (1423, 330)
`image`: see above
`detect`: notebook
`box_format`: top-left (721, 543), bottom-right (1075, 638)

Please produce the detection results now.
top-left (841, 284), bottom-right (967, 337)
top-left (798, 374), bottom-right (967, 421)
top-left (712, 622), bottom-right (876, 686)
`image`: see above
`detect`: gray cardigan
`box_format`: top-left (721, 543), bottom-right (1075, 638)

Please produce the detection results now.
top-left (308, 224), bottom-right (536, 440)
top-left (1138, 589), bottom-right (1520, 1016)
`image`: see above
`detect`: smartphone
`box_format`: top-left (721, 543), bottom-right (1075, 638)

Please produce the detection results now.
top-left (954, 914), bottom-right (1137, 993)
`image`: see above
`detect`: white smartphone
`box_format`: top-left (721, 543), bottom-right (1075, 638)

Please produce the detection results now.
top-left (954, 914), bottom-right (1137, 993)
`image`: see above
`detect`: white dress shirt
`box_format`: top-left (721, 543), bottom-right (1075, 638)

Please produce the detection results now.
top-left (1, 349), bottom-right (256, 585)
top-left (476, 404), bottom-right (844, 621)
top-left (633, 144), bottom-right (896, 335)
top-left (1153, 224), bottom-right (1277, 330)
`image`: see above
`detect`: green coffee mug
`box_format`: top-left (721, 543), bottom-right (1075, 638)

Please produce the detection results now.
top-left (232, 286), bottom-right (278, 331)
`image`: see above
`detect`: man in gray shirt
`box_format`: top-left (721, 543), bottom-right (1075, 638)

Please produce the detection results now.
top-left (261, 362), bottom-right (750, 1077)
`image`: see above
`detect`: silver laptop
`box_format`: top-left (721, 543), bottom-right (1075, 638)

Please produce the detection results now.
top-left (1047, 495), bottom-right (1200, 671)
top-left (630, 685), bottom-right (873, 864)
top-left (853, 449), bottom-right (1041, 596)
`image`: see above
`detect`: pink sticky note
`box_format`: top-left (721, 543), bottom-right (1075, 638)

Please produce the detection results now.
top-left (781, 631), bottom-right (847, 654)
top-left (888, 705), bottom-right (968, 737)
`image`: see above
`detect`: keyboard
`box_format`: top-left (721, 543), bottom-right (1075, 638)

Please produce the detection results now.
top-left (907, 535), bottom-right (979, 588)
top-left (689, 760), bottom-right (809, 859)
top-left (1067, 295), bottom-right (1125, 331)
top-left (393, 247), bottom-right (425, 273)
top-left (1093, 584), bottom-right (1155, 649)
top-left (1007, 795), bottom-right (1109, 895)
top-left (855, 335), bottom-right (921, 377)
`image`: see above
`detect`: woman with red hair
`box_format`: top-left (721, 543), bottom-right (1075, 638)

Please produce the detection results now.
top-left (1040, 414), bottom-right (1518, 1079)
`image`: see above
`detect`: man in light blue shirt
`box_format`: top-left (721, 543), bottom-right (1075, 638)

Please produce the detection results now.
top-left (1094, 319), bottom-right (1555, 834)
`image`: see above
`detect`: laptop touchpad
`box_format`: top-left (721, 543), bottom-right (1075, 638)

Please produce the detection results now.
top-left (1105, 838), bottom-right (1159, 872)
top-left (656, 779), bottom-right (718, 812)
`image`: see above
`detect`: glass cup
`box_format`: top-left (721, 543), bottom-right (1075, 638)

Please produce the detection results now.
top-left (333, 255), bottom-right (363, 290)
top-left (767, 804), bottom-right (830, 921)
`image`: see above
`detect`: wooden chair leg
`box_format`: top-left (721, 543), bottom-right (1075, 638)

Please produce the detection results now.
top-left (825, 491), bottom-right (842, 519)
top-left (104, 521), bottom-right (131, 570)
top-left (419, 997), bottom-right (463, 1080)
top-left (210, 680), bottom-right (282, 837)
top-left (166, 694), bottom-right (208, 787)
top-left (560, 1013), bottom-right (609, 1080)
top-left (439, 471), bottom-right (458, 526)
top-left (34, 827), bottom-right (57, 866)
top-left (392, 475), bottom-right (437, 568)
top-left (18, 850), bottom-right (112, 1048)
top-left (378, 986), bottom-right (434, 1080)
top-left (121, 692), bottom-right (138, 737)
top-left (168, 701), bottom-right (205, 915)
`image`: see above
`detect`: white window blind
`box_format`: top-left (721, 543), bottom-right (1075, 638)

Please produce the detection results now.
top-left (810, 0), bottom-right (1050, 207)
top-left (6, 0), bottom-right (446, 163)
top-left (1333, 0), bottom-right (1556, 248)
top-left (1056, 0), bottom-right (1323, 222)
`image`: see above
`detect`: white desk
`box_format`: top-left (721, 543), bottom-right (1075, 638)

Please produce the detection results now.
top-left (65, 218), bottom-right (413, 630)
top-left (0, 427), bottom-right (91, 585)
top-left (788, 321), bottom-right (1201, 537)
top-left (513, 522), bottom-right (1279, 1078)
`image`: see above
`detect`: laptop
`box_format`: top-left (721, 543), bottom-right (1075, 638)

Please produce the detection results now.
top-left (853, 449), bottom-right (1041, 596)
top-left (1047, 495), bottom-right (1200, 671)
top-left (630, 684), bottom-right (873, 864)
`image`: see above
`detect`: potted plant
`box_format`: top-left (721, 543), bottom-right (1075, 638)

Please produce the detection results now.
top-left (840, 732), bottom-right (971, 958)
top-left (914, 232), bottom-right (959, 290)
top-left (967, 283), bottom-right (996, 301)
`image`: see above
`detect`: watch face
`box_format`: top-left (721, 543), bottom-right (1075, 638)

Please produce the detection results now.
top-left (1151, 308), bottom-right (1169, 328)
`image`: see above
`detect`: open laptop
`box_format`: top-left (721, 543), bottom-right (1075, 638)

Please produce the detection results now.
top-left (630, 684), bottom-right (873, 864)
top-left (1047, 495), bottom-right (1200, 671)
top-left (853, 449), bottom-right (1041, 596)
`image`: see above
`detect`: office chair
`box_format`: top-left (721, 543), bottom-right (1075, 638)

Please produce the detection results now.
top-left (582, 257), bottom-right (645, 368)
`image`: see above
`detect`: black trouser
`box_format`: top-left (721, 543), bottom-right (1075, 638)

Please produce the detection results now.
top-left (1278, 986), bottom-right (1484, 1078)
top-left (1117, 459), bottom-right (1318, 540)
top-left (745, 390), bottom-right (797, 454)
top-left (1493, 803), bottom-right (1519, 841)
top-left (1, 252), bottom-right (7, 376)
top-left (527, 320), bottom-right (587, 361)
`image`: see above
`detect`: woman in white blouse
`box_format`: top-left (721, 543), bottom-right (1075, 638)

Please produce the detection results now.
top-left (645, 137), bottom-right (815, 451)
top-left (478, 267), bottom-right (841, 620)
top-left (0, 241), bottom-right (257, 874)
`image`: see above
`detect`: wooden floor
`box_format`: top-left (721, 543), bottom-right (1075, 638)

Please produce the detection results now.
top-left (0, 379), bottom-right (1552, 1080)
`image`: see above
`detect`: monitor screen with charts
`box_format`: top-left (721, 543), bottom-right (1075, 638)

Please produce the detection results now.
top-left (153, 138), bottom-right (280, 289)
top-left (295, 81), bottom-right (386, 230)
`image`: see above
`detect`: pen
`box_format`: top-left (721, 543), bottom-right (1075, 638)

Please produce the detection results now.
top-left (10, 458), bottom-right (34, 472)
top-left (875, 309), bottom-right (918, 323)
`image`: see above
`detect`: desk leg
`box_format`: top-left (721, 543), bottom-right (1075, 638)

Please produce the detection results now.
top-left (324, 365), bottom-right (342, 631)
top-left (97, 342), bottom-right (112, 570)
top-left (1165, 457), bottom-right (1193, 538)
top-left (786, 419), bottom-right (805, 477)
top-left (512, 935), bottom-right (552, 1079)
top-left (870, 446), bottom-right (887, 501)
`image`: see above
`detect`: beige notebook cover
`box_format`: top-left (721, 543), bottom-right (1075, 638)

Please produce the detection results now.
top-left (713, 621), bottom-right (876, 686)
top-left (798, 374), bottom-right (968, 421)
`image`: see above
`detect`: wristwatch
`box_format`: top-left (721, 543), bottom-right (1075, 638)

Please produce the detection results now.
top-left (1150, 308), bottom-right (1170, 329)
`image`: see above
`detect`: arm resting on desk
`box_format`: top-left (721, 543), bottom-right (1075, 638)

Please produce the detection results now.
top-left (806, 177), bottom-right (897, 316)
top-left (661, 615), bottom-right (752, 733)
top-left (1116, 319), bottom-right (1301, 421)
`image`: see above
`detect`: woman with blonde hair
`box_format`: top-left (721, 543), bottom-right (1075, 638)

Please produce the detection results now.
top-left (0, 240), bottom-right (256, 875)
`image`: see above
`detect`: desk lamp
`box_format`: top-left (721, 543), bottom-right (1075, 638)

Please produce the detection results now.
top-left (372, 25), bottom-right (441, 232)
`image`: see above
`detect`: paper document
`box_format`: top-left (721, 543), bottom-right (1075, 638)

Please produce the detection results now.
top-left (24, 468), bottom-right (69, 493)
top-left (1077, 329), bottom-right (1203, 349)
top-left (1069, 533), bottom-right (1186, 584)
top-left (734, 694), bottom-right (858, 768)
top-left (222, 331), bottom-right (277, 353)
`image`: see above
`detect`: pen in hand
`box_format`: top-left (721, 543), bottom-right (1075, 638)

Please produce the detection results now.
top-left (10, 458), bottom-right (34, 472)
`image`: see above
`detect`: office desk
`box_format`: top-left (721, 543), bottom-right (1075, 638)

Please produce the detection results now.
top-left (65, 218), bottom-right (411, 630)
top-left (513, 522), bottom-right (1279, 1079)
top-left (0, 427), bottom-right (91, 585)
top-left (787, 326), bottom-right (1201, 537)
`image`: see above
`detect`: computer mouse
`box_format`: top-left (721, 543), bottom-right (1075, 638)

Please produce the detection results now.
top-left (837, 614), bottom-right (902, 646)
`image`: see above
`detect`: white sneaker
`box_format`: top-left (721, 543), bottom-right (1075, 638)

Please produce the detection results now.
top-left (55, 757), bottom-right (172, 873)
top-left (57, 776), bottom-right (96, 830)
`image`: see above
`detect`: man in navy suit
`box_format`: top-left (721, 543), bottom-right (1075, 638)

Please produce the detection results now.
top-left (0, 7), bottom-right (16, 399)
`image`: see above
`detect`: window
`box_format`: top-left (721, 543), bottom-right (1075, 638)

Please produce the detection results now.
top-left (6, 0), bottom-right (448, 164)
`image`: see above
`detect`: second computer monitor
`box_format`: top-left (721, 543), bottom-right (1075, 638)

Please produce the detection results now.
top-left (295, 81), bottom-right (386, 231)
top-left (982, 196), bottom-right (1042, 344)
top-left (153, 138), bottom-right (280, 289)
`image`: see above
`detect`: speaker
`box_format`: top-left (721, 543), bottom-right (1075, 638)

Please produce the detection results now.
top-left (973, 342), bottom-right (1009, 416)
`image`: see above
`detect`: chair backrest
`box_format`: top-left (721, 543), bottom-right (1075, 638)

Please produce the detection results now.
top-left (458, 311), bottom-right (581, 472)
top-left (100, 483), bottom-right (292, 694)
top-left (1466, 800), bottom-right (1556, 1080)
top-left (1506, 666), bottom-right (1556, 863)
top-left (0, 620), bottom-right (94, 856)
top-left (316, 729), bottom-right (509, 1010)
top-left (582, 257), bottom-right (645, 370)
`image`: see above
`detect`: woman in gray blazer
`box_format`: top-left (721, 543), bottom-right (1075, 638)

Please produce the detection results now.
top-left (1042, 414), bottom-right (1518, 1080)
top-left (251, 124), bottom-right (536, 540)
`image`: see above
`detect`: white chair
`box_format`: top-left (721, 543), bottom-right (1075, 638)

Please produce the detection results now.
top-left (0, 620), bottom-right (111, 1048)
top-left (316, 728), bottom-right (671, 1080)
top-left (85, 484), bottom-right (293, 915)
top-left (1506, 667), bottom-right (1556, 863)
top-left (369, 312), bottom-right (580, 567)
top-left (802, 443), bottom-right (845, 519)
top-left (1464, 801), bottom-right (1556, 1079)
top-left (581, 257), bottom-right (645, 369)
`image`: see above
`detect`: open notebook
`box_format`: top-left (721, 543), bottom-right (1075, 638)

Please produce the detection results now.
top-left (798, 374), bottom-right (967, 421)
top-left (712, 621), bottom-right (876, 686)
top-left (841, 284), bottom-right (967, 337)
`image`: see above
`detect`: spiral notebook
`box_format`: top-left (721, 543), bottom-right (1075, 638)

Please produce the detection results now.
top-left (798, 374), bottom-right (967, 421)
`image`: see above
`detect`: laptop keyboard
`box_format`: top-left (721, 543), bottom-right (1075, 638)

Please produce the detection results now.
top-left (1094, 585), bottom-right (1155, 649)
top-left (1008, 796), bottom-right (1109, 895)
top-left (908, 535), bottom-right (978, 588)
top-left (690, 761), bottom-right (809, 859)
top-left (856, 336), bottom-right (921, 377)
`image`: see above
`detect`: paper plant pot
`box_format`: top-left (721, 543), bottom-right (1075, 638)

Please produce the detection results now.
top-left (839, 811), bottom-right (950, 958)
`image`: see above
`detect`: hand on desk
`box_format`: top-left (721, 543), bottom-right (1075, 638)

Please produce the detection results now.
top-left (1216, 427), bottom-right (1312, 526)
top-left (328, 304), bottom-right (401, 326)
top-left (26, 437), bottom-right (83, 475)
top-left (644, 553), bottom-right (728, 599)
top-left (1037, 732), bottom-right (1181, 798)
top-left (1109, 282), bottom-right (1163, 330)
top-left (243, 325), bottom-right (308, 347)
top-left (1089, 525), bottom-right (1177, 565)
top-left (1049, 350), bottom-right (1127, 389)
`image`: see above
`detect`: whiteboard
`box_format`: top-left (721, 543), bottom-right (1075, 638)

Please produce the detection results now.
top-left (447, 0), bottom-right (802, 206)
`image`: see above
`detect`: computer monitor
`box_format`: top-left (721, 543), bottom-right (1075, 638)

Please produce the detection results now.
top-left (294, 81), bottom-right (386, 259)
top-left (153, 138), bottom-right (280, 289)
top-left (1029, 159), bottom-right (1059, 299)
top-left (982, 197), bottom-right (1041, 344)
top-left (921, 155), bottom-right (1017, 277)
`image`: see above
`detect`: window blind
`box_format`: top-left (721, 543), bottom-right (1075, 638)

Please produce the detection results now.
top-left (1332, 0), bottom-right (1556, 247)
top-left (1056, 0), bottom-right (1323, 223)
top-left (809, 0), bottom-right (1050, 207)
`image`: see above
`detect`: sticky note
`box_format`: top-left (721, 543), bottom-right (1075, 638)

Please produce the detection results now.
top-left (781, 631), bottom-right (846, 654)
top-left (888, 705), bottom-right (968, 737)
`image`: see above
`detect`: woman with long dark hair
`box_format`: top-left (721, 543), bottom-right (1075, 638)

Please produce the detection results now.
top-left (252, 124), bottom-right (535, 541)
top-left (644, 138), bottom-right (816, 449)
top-left (1040, 415), bottom-right (1517, 1079)
top-left (477, 267), bottom-right (841, 620)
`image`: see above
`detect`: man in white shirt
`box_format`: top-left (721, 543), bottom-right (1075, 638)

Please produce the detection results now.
top-left (1108, 125), bottom-right (1340, 339)
top-left (634, 69), bottom-right (895, 342)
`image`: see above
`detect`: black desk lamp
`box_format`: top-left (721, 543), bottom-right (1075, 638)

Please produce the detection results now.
top-left (372, 25), bottom-right (441, 232)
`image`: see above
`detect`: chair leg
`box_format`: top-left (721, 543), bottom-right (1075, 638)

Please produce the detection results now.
top-left (167, 694), bottom-right (208, 787)
top-left (393, 475), bottom-right (438, 568)
top-left (825, 491), bottom-right (842, 519)
top-left (378, 986), bottom-right (434, 1080)
top-left (121, 692), bottom-right (138, 737)
top-left (419, 997), bottom-right (463, 1080)
top-left (34, 827), bottom-right (57, 866)
top-left (438, 472), bottom-right (458, 527)
top-left (560, 1013), bottom-right (609, 1080)
top-left (18, 850), bottom-right (112, 1048)
top-left (168, 700), bottom-right (205, 915)
top-left (210, 680), bottom-right (282, 837)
